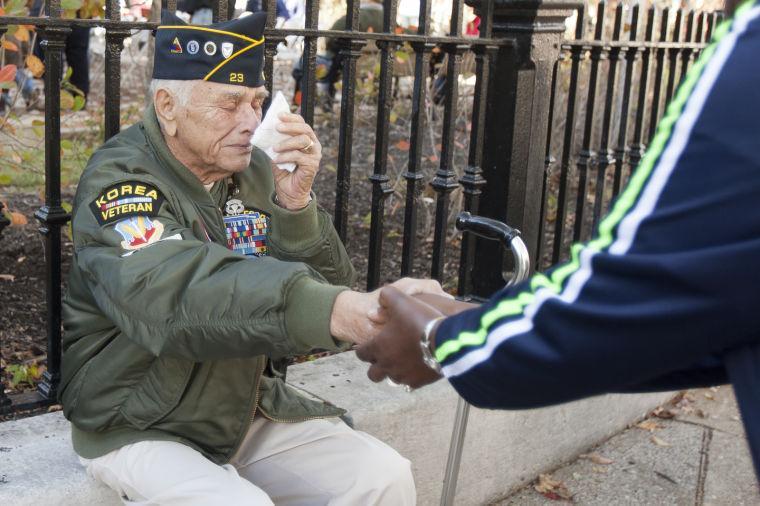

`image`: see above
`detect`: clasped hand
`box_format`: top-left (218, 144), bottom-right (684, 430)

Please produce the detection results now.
top-left (329, 278), bottom-right (451, 346)
top-left (330, 279), bottom-right (476, 390)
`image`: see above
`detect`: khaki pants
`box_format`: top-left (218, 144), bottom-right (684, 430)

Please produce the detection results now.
top-left (80, 417), bottom-right (416, 505)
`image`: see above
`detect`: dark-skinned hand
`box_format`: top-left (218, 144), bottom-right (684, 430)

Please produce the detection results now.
top-left (355, 286), bottom-right (446, 389)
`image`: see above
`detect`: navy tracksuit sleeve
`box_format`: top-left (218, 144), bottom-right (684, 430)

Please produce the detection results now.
top-left (434, 4), bottom-right (760, 411)
top-left (618, 356), bottom-right (728, 393)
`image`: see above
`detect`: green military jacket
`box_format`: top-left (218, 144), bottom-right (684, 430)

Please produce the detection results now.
top-left (60, 105), bottom-right (355, 464)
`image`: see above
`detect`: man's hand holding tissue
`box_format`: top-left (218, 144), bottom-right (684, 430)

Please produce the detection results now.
top-left (271, 112), bottom-right (322, 210)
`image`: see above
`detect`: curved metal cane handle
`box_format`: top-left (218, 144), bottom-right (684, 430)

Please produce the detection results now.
top-left (456, 212), bottom-right (530, 286)
top-left (440, 213), bottom-right (532, 506)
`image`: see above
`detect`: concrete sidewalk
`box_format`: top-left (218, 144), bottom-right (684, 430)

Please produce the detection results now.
top-left (497, 387), bottom-right (759, 505)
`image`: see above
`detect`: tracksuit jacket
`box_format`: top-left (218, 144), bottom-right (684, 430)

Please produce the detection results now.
top-left (434, 0), bottom-right (760, 479)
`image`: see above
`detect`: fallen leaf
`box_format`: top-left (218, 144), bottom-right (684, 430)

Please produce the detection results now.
top-left (652, 406), bottom-right (676, 419)
top-left (694, 408), bottom-right (707, 418)
top-left (17, 256), bottom-right (26, 263)
top-left (47, 404), bottom-right (62, 412)
top-left (25, 54), bottom-right (45, 78)
top-left (636, 420), bottom-right (661, 432)
top-left (0, 274), bottom-right (15, 282)
top-left (13, 25), bottom-right (30, 42)
top-left (395, 139), bottom-right (410, 151)
top-left (2, 40), bottom-right (19, 52)
top-left (704, 392), bottom-right (715, 400)
top-left (60, 89), bottom-right (75, 110)
top-left (10, 211), bottom-right (27, 226)
top-left (2, 122), bottom-right (17, 135)
top-left (0, 64), bottom-right (18, 85)
top-left (580, 452), bottom-right (614, 465)
top-left (534, 473), bottom-right (573, 501)
top-left (651, 435), bottom-right (671, 447)
top-left (591, 465), bottom-right (609, 474)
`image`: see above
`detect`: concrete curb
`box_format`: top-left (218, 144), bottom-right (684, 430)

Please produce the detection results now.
top-left (0, 352), bottom-right (673, 505)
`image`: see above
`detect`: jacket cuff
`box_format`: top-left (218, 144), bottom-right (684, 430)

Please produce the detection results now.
top-left (284, 276), bottom-right (349, 353)
top-left (268, 191), bottom-right (321, 251)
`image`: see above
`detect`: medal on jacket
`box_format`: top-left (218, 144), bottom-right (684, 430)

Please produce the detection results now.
top-left (225, 198), bottom-right (245, 215)
top-left (222, 184), bottom-right (269, 257)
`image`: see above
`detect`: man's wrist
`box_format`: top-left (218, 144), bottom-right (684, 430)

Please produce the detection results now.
top-left (274, 192), bottom-right (312, 211)
top-left (420, 316), bottom-right (445, 375)
top-left (329, 290), bottom-right (351, 342)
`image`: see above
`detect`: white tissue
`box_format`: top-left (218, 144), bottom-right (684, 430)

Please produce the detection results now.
top-left (251, 91), bottom-right (296, 172)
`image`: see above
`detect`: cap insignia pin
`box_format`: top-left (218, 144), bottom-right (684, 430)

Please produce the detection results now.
top-left (170, 37), bottom-right (182, 54)
top-left (221, 42), bottom-right (234, 58)
top-left (204, 41), bottom-right (217, 56)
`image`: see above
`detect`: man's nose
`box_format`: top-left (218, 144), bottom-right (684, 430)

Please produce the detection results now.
top-left (239, 104), bottom-right (261, 134)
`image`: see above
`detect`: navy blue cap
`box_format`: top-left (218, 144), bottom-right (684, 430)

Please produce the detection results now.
top-left (153, 10), bottom-right (266, 87)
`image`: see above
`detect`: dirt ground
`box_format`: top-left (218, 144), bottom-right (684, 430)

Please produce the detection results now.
top-left (0, 191), bottom-right (75, 403)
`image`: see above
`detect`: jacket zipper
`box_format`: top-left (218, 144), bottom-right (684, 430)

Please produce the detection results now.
top-left (226, 357), bottom-right (266, 462)
top-left (257, 411), bottom-right (334, 424)
top-left (249, 359), bottom-right (265, 424)
top-left (256, 380), bottom-right (345, 424)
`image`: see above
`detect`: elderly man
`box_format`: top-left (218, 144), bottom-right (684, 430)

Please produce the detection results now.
top-left (60, 11), bottom-right (422, 504)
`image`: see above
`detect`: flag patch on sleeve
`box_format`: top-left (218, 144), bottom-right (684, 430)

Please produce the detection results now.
top-left (114, 216), bottom-right (165, 251)
top-left (89, 182), bottom-right (165, 226)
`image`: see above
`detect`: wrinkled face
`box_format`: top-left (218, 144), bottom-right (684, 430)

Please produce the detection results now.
top-left (175, 81), bottom-right (267, 174)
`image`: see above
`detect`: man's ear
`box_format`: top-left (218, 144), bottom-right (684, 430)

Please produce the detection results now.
top-left (154, 88), bottom-right (178, 137)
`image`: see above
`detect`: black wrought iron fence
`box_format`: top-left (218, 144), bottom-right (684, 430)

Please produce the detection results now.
top-left (537, 2), bottom-right (723, 271)
top-left (0, 0), bottom-right (724, 416)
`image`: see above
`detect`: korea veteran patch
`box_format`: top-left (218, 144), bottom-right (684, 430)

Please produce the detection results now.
top-left (89, 182), bottom-right (165, 226)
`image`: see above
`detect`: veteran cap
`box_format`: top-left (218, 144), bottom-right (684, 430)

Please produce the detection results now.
top-left (153, 10), bottom-right (266, 87)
